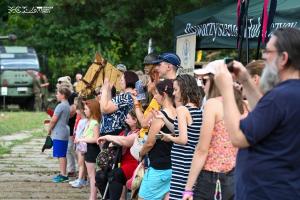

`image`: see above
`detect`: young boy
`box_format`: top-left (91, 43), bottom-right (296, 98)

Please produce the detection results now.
top-left (48, 86), bottom-right (71, 183)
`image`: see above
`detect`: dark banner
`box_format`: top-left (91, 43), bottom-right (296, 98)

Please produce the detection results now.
top-left (174, 0), bottom-right (300, 49)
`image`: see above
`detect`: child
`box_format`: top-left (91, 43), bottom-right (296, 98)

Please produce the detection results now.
top-left (75, 99), bottom-right (101, 200)
top-left (48, 86), bottom-right (71, 183)
top-left (97, 110), bottom-right (140, 200)
top-left (69, 97), bottom-right (88, 188)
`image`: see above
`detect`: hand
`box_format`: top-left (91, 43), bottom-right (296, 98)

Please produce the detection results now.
top-left (131, 89), bottom-right (137, 97)
top-left (152, 110), bottom-right (164, 119)
top-left (74, 137), bottom-right (80, 144)
top-left (161, 131), bottom-right (172, 142)
top-left (47, 129), bottom-right (51, 136)
top-left (97, 136), bottom-right (107, 145)
top-left (214, 62), bottom-right (234, 95)
top-left (232, 61), bottom-right (251, 83)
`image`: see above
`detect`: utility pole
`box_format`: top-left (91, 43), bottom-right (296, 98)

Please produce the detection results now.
top-left (148, 38), bottom-right (153, 54)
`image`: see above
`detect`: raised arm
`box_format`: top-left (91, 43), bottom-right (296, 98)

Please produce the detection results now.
top-left (214, 63), bottom-right (250, 148)
top-left (100, 79), bottom-right (118, 114)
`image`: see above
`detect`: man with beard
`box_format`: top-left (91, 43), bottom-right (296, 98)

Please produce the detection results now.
top-left (213, 27), bottom-right (300, 200)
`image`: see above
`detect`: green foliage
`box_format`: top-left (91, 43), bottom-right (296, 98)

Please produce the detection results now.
top-left (0, 0), bottom-right (213, 86)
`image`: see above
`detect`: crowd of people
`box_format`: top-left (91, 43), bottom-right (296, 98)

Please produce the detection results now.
top-left (46, 27), bottom-right (300, 200)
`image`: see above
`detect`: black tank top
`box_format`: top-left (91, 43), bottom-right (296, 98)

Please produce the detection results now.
top-left (148, 110), bottom-right (174, 170)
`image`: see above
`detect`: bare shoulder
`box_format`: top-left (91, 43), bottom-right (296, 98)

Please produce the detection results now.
top-left (204, 98), bottom-right (222, 107)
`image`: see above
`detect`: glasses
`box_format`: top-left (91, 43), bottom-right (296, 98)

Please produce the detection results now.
top-left (261, 49), bottom-right (280, 54)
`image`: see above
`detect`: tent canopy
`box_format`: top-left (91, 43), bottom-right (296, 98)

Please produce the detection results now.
top-left (174, 0), bottom-right (300, 49)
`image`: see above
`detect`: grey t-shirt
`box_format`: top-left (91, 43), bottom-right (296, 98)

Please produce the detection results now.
top-left (51, 100), bottom-right (70, 141)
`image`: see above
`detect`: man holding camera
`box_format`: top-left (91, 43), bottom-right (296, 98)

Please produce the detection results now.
top-left (214, 28), bottom-right (300, 199)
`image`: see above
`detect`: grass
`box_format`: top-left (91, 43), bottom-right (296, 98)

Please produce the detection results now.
top-left (0, 112), bottom-right (48, 156)
top-left (0, 112), bottom-right (48, 136)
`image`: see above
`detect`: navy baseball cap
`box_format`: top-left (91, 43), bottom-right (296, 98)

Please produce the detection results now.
top-left (152, 52), bottom-right (181, 68)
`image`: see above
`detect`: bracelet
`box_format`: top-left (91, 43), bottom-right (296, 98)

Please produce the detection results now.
top-left (182, 191), bottom-right (193, 196)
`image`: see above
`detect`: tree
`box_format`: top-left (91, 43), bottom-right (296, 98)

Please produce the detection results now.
top-left (0, 0), bottom-right (213, 87)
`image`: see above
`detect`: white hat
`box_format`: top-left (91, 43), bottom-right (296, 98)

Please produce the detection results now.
top-left (194, 59), bottom-right (223, 75)
top-left (57, 76), bottom-right (71, 83)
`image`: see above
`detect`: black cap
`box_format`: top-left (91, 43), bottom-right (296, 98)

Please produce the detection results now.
top-left (42, 136), bottom-right (53, 152)
top-left (143, 53), bottom-right (159, 65)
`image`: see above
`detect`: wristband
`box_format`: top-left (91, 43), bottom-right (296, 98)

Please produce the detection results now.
top-left (182, 191), bottom-right (193, 196)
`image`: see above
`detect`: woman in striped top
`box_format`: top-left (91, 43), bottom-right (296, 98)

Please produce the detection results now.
top-left (161, 74), bottom-right (203, 200)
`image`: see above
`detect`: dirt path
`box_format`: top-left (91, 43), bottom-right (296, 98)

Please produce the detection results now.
top-left (0, 136), bottom-right (89, 199)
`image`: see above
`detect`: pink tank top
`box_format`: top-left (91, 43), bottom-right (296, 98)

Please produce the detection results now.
top-left (203, 120), bottom-right (238, 173)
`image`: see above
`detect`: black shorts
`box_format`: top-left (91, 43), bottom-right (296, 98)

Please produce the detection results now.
top-left (85, 143), bottom-right (100, 163)
top-left (194, 169), bottom-right (234, 200)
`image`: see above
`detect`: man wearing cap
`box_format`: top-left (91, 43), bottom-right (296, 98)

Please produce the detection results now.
top-left (133, 53), bottom-right (161, 139)
top-left (152, 52), bottom-right (181, 80)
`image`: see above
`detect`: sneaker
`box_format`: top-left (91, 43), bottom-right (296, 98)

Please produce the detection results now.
top-left (52, 175), bottom-right (69, 183)
top-left (52, 174), bottom-right (61, 181)
top-left (83, 179), bottom-right (89, 186)
top-left (71, 179), bottom-right (87, 188)
top-left (69, 178), bottom-right (79, 185)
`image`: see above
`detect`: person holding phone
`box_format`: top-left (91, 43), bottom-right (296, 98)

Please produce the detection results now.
top-left (138, 79), bottom-right (176, 200)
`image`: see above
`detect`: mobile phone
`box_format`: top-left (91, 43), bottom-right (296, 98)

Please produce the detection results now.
top-left (135, 80), bottom-right (146, 101)
top-left (224, 57), bottom-right (234, 72)
top-left (155, 134), bottom-right (163, 140)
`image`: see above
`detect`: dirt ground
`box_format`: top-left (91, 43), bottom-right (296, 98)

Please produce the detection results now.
top-left (0, 137), bottom-right (89, 199)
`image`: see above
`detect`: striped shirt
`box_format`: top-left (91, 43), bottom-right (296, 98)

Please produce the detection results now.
top-left (169, 105), bottom-right (202, 200)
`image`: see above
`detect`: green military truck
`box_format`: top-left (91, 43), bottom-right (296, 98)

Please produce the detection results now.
top-left (0, 46), bottom-right (41, 110)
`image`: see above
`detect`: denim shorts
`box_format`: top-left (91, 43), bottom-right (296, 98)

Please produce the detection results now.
top-left (53, 139), bottom-right (68, 158)
top-left (139, 167), bottom-right (172, 200)
top-left (193, 169), bottom-right (235, 200)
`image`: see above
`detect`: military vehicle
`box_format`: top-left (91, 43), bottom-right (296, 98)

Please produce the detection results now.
top-left (0, 46), bottom-right (41, 110)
